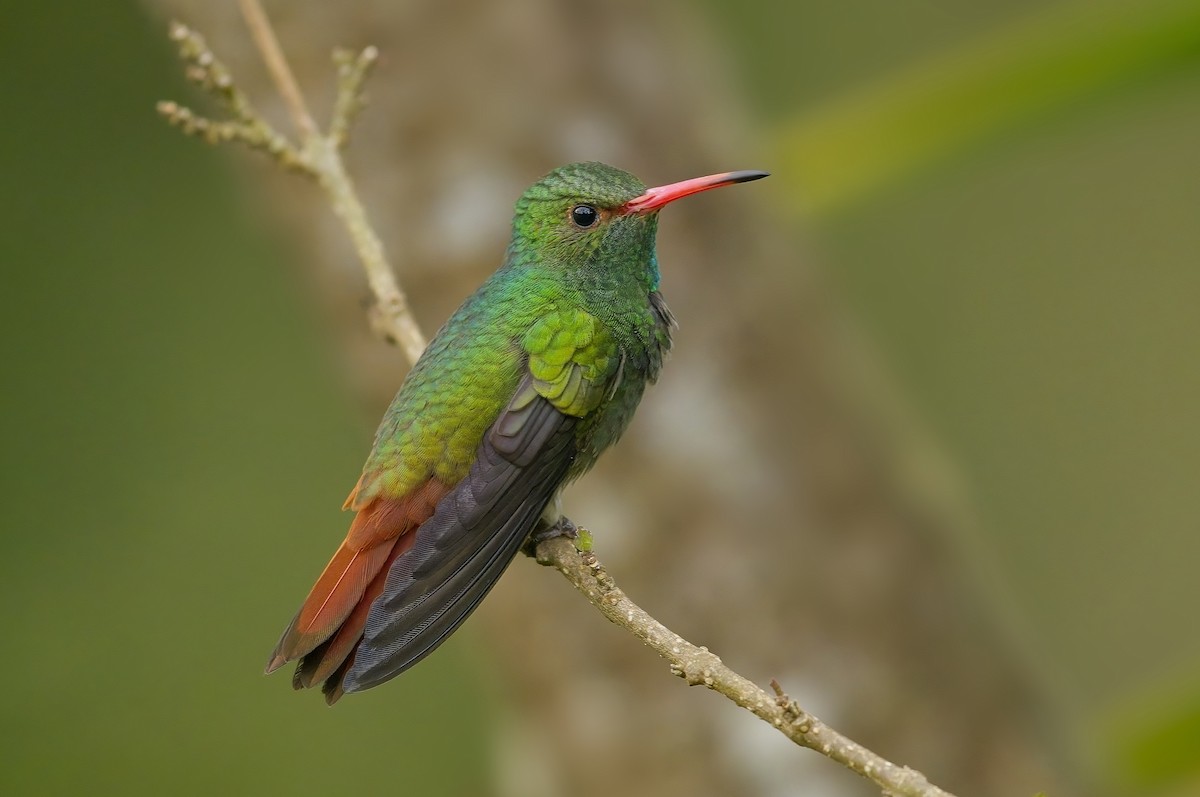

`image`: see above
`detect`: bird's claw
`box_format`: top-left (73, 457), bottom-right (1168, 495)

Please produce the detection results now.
top-left (537, 516), bottom-right (580, 542)
top-left (522, 516), bottom-right (579, 559)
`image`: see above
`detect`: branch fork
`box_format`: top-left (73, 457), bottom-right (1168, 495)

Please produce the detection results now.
top-left (158, 10), bottom-right (425, 364)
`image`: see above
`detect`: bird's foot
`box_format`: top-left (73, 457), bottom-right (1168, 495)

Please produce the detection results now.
top-left (522, 516), bottom-right (579, 559)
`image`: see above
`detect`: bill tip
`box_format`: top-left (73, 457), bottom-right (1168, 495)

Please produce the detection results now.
top-left (731, 169), bottom-right (770, 183)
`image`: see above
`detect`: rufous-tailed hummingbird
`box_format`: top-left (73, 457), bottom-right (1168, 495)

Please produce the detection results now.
top-left (266, 162), bottom-right (767, 702)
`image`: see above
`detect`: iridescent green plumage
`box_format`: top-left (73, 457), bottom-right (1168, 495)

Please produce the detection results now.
top-left (266, 161), bottom-right (765, 701)
top-left (352, 163), bottom-right (666, 501)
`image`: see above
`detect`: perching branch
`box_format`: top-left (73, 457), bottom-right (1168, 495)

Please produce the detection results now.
top-left (157, 6), bottom-right (958, 796)
top-left (536, 535), bottom-right (955, 797)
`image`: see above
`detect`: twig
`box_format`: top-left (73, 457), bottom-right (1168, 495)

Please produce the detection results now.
top-left (534, 536), bottom-right (955, 797)
top-left (157, 4), bottom-right (426, 364)
top-left (329, 47), bottom-right (377, 149)
top-left (236, 0), bottom-right (318, 140)
top-left (157, 11), bottom-right (960, 797)
top-left (157, 22), bottom-right (309, 172)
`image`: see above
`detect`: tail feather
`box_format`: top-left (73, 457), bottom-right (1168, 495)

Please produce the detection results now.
top-left (291, 536), bottom-right (407, 689)
top-left (265, 481), bottom-right (450, 682)
top-left (321, 650), bottom-right (356, 706)
top-left (266, 541), bottom-right (393, 670)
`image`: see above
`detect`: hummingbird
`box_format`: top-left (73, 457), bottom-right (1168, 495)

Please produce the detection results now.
top-left (266, 162), bottom-right (767, 703)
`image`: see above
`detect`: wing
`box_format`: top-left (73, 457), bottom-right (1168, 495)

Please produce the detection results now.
top-left (340, 309), bottom-right (619, 696)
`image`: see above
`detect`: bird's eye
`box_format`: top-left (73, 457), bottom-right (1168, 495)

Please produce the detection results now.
top-left (570, 205), bottom-right (598, 228)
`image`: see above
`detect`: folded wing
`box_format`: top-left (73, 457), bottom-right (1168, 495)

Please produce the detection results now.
top-left (340, 379), bottom-right (578, 695)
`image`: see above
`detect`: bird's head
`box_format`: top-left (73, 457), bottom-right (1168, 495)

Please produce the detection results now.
top-left (508, 161), bottom-right (767, 287)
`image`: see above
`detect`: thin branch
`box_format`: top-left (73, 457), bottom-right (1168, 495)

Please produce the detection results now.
top-left (318, 146), bottom-right (428, 361)
top-left (157, 21), bottom-right (310, 172)
top-left (157, 13), bottom-right (960, 797)
top-left (329, 47), bottom-right (378, 149)
top-left (158, 7), bottom-right (426, 364)
top-left (534, 536), bottom-right (955, 797)
top-left (236, 0), bottom-right (318, 140)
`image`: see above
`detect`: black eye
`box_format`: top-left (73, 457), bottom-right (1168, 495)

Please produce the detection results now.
top-left (571, 204), bottom-right (598, 228)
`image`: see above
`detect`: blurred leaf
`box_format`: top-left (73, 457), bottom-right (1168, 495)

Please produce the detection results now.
top-left (774, 0), bottom-right (1200, 215)
top-left (1104, 671), bottom-right (1200, 793)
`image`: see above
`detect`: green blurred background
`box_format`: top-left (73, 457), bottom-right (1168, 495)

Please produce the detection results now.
top-left (2, 0), bottom-right (1197, 795)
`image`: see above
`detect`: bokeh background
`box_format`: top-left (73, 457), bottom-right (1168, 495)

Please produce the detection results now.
top-left (2, 1), bottom-right (1198, 795)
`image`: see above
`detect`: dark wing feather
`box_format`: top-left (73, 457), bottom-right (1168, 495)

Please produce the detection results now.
top-left (341, 381), bottom-right (577, 693)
